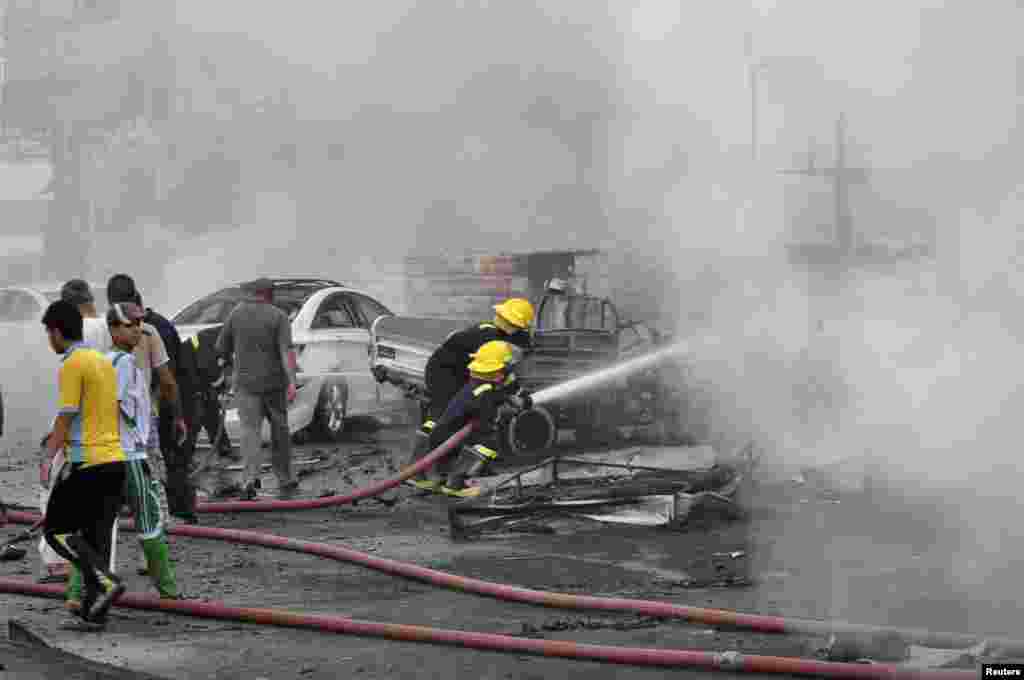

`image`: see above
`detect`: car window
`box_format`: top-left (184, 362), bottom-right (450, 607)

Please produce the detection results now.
top-left (602, 301), bottom-right (619, 332)
top-left (349, 294), bottom-right (392, 328)
top-left (311, 294), bottom-right (356, 329)
top-left (567, 297), bottom-right (605, 331)
top-left (4, 291), bottom-right (40, 322)
top-left (537, 294), bottom-right (570, 331)
top-left (0, 292), bottom-right (16, 322)
top-left (175, 298), bottom-right (240, 325)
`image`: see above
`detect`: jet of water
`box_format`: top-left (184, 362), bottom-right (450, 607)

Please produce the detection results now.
top-left (530, 340), bottom-right (693, 406)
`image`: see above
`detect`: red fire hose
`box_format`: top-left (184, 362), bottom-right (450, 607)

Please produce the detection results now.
top-left (194, 422), bottom-right (474, 513)
top-left (7, 508), bottom-right (1020, 658)
top-left (3, 422), bottom-right (1016, 675)
top-left (0, 576), bottom-right (974, 679)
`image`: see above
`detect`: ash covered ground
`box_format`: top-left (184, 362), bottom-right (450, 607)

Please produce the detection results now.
top-left (0, 418), bottom-right (1018, 679)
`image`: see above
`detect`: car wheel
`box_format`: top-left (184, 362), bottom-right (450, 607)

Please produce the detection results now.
top-left (315, 380), bottom-right (347, 442)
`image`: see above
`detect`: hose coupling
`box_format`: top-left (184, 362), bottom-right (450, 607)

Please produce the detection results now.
top-left (715, 651), bottom-right (744, 671)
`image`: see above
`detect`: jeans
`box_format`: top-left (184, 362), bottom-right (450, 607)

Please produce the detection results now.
top-left (235, 387), bottom-right (293, 487)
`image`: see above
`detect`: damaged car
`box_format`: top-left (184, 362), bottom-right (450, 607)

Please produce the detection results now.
top-left (172, 278), bottom-right (408, 443)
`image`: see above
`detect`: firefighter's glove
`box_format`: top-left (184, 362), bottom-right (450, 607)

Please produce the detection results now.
top-left (495, 403), bottom-right (520, 427)
top-left (506, 390), bottom-right (533, 412)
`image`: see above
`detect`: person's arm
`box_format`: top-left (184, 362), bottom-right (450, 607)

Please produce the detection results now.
top-left (150, 330), bottom-right (187, 439)
top-left (42, 360), bottom-right (81, 485)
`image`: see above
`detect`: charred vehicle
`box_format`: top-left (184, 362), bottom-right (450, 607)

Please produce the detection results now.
top-left (369, 292), bottom-right (688, 455)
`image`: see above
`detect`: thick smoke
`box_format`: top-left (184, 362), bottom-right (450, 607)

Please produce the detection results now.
top-left (155, 0), bottom-right (626, 315)
top-left (620, 1), bottom-right (1022, 629)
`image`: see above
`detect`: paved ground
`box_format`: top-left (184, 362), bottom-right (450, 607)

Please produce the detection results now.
top-left (0, 418), bottom-right (1019, 679)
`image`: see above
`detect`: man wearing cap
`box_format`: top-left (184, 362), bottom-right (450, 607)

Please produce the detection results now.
top-left (216, 278), bottom-right (300, 501)
top-left (107, 274), bottom-right (197, 522)
top-left (106, 275), bottom-right (188, 523)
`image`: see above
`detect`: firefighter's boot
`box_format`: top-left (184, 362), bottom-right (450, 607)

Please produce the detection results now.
top-left (404, 423), bottom-right (439, 491)
top-left (442, 445), bottom-right (497, 498)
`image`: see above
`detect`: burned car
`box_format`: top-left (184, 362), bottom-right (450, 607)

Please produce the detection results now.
top-left (369, 292), bottom-right (689, 454)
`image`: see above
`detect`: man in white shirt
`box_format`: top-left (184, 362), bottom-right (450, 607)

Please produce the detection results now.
top-left (60, 280), bottom-right (110, 351)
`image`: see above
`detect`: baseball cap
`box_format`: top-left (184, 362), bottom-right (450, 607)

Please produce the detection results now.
top-left (107, 302), bottom-right (145, 326)
top-left (60, 279), bottom-right (94, 306)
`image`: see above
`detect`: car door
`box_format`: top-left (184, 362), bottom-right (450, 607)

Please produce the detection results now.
top-left (347, 293), bottom-right (405, 408)
top-left (301, 292), bottom-right (377, 413)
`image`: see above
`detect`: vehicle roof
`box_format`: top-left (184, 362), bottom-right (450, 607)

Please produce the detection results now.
top-left (237, 278), bottom-right (346, 288)
top-left (184, 283), bottom-right (379, 305)
top-left (1, 281), bottom-right (106, 293)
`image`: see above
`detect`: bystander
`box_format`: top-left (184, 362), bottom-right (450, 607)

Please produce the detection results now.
top-left (216, 278), bottom-right (299, 500)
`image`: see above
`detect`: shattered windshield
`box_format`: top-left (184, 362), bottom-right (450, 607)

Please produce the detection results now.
top-left (172, 286), bottom-right (311, 325)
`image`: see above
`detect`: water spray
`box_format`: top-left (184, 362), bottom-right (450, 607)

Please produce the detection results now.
top-left (531, 340), bottom-right (692, 406)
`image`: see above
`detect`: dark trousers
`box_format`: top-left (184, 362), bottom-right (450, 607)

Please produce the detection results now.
top-left (44, 461), bottom-right (125, 598)
top-left (190, 390), bottom-right (229, 453)
top-left (159, 403), bottom-right (196, 517)
top-left (423, 367), bottom-right (464, 423)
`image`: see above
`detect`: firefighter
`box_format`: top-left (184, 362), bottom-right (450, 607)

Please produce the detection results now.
top-left (427, 340), bottom-right (531, 498)
top-left (172, 325), bottom-right (235, 522)
top-left (407, 299), bottom-right (534, 489)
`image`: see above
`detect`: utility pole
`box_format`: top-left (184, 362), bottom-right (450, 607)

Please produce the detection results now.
top-left (779, 113), bottom-right (870, 256)
top-left (750, 62), bottom-right (760, 162)
top-left (745, 31), bottom-right (762, 163)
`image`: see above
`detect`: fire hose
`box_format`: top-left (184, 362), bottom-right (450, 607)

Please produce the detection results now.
top-left (0, 577), bottom-right (974, 679)
top-left (193, 422), bottom-right (476, 513)
top-left (0, 425), bottom-right (1015, 676)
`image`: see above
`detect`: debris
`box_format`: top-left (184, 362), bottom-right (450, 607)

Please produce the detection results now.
top-left (709, 551), bottom-right (751, 586)
top-left (0, 545), bottom-right (26, 561)
top-left (818, 631), bottom-right (910, 663)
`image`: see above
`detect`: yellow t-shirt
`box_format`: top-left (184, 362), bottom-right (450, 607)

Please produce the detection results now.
top-left (58, 344), bottom-right (127, 467)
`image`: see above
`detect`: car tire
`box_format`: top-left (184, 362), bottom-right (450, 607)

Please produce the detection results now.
top-left (314, 380), bottom-right (348, 443)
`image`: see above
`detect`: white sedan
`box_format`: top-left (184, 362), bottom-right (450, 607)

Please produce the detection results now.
top-left (0, 281), bottom-right (107, 324)
top-left (171, 278), bottom-right (408, 442)
top-left (0, 282), bottom-right (106, 439)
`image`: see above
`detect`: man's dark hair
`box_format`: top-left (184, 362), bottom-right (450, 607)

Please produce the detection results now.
top-left (107, 273), bottom-right (142, 306)
top-left (41, 300), bottom-right (84, 342)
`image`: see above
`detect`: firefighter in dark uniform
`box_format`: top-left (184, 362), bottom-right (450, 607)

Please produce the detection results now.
top-left (426, 340), bottom-right (532, 498)
top-left (407, 298), bottom-right (534, 490)
top-left (173, 325), bottom-right (234, 522)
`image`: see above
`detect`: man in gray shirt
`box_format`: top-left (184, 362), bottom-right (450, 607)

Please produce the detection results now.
top-left (216, 278), bottom-right (299, 500)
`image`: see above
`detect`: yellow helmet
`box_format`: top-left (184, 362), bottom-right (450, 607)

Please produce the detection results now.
top-left (493, 298), bottom-right (534, 330)
top-left (468, 340), bottom-right (514, 374)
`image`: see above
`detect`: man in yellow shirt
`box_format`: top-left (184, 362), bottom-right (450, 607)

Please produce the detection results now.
top-left (40, 300), bottom-right (128, 630)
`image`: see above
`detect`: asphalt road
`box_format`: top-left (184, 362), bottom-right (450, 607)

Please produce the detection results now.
top-left (0, 420), bottom-right (1019, 679)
